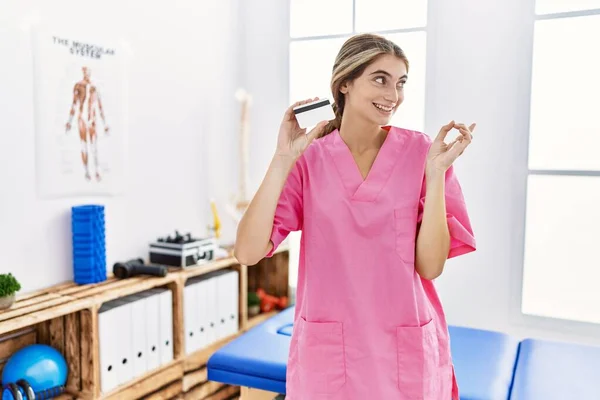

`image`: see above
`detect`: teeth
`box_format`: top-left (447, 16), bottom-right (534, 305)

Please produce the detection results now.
top-left (374, 103), bottom-right (393, 112)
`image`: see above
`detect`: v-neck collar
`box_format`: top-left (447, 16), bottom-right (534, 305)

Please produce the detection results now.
top-left (325, 126), bottom-right (404, 202)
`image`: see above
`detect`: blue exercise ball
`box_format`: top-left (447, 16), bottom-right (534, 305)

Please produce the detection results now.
top-left (1, 344), bottom-right (67, 393)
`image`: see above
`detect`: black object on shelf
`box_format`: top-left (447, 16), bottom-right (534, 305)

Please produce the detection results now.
top-left (113, 258), bottom-right (168, 279)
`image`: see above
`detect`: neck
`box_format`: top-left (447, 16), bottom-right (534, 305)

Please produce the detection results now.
top-left (339, 113), bottom-right (386, 153)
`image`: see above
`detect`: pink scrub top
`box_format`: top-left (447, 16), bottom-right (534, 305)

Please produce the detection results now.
top-left (267, 126), bottom-right (476, 399)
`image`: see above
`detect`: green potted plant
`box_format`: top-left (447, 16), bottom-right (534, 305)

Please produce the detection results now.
top-left (0, 273), bottom-right (21, 310)
top-left (248, 291), bottom-right (260, 317)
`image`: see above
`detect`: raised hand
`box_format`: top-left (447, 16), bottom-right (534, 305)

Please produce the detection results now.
top-left (426, 120), bottom-right (476, 175)
top-left (275, 98), bottom-right (329, 160)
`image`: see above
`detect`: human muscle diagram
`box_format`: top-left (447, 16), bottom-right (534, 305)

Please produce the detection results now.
top-left (65, 66), bottom-right (110, 182)
top-left (33, 27), bottom-right (127, 197)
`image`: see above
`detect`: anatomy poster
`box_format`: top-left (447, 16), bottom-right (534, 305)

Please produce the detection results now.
top-left (32, 26), bottom-right (128, 197)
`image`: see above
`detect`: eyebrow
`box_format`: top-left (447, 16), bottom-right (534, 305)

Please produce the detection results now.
top-left (369, 70), bottom-right (408, 80)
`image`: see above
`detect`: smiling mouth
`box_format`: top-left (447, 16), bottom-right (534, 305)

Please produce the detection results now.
top-left (373, 103), bottom-right (394, 113)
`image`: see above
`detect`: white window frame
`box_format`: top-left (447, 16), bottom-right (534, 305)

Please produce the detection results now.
top-left (289, 1), bottom-right (428, 41)
top-left (511, 4), bottom-right (600, 335)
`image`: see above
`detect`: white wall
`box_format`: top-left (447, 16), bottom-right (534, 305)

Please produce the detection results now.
top-left (240, 0), bottom-right (600, 346)
top-left (0, 0), bottom-right (242, 292)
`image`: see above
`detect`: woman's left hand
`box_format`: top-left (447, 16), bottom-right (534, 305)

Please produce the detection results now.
top-left (426, 120), bottom-right (476, 176)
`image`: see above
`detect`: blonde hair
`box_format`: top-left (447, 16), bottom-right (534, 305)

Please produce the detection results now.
top-left (321, 33), bottom-right (409, 137)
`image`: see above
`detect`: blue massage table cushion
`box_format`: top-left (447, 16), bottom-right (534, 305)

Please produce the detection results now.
top-left (449, 325), bottom-right (520, 400)
top-left (208, 310), bottom-right (525, 399)
top-left (510, 338), bottom-right (600, 400)
top-left (207, 307), bottom-right (295, 394)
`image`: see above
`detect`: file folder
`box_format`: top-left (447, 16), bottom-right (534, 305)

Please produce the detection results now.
top-left (143, 290), bottom-right (161, 370)
top-left (203, 274), bottom-right (218, 346)
top-left (226, 271), bottom-right (240, 336)
top-left (98, 301), bottom-right (119, 393)
top-left (128, 293), bottom-right (149, 378)
top-left (184, 280), bottom-right (199, 354)
top-left (112, 298), bottom-right (134, 385)
top-left (157, 288), bottom-right (174, 364)
top-left (214, 270), bottom-right (240, 341)
top-left (195, 279), bottom-right (208, 350)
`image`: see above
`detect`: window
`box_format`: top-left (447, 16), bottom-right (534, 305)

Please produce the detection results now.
top-left (289, 0), bottom-right (428, 133)
top-left (521, 3), bottom-right (600, 324)
top-left (287, 0), bottom-right (429, 292)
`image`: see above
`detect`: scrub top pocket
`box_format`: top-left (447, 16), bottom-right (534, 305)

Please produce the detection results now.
top-left (297, 316), bottom-right (347, 394)
top-left (396, 318), bottom-right (442, 399)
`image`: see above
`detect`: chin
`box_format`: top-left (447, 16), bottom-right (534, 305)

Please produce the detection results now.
top-left (374, 113), bottom-right (394, 126)
top-left (382, 115), bottom-right (394, 124)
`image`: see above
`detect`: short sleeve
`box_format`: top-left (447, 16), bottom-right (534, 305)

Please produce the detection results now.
top-left (265, 159), bottom-right (304, 258)
top-left (417, 165), bottom-right (476, 259)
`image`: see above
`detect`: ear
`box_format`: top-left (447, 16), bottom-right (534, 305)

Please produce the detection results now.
top-left (340, 81), bottom-right (349, 94)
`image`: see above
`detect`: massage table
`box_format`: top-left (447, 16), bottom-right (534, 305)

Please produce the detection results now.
top-left (207, 307), bottom-right (294, 399)
top-left (208, 307), bottom-right (523, 400)
top-left (510, 338), bottom-right (600, 399)
top-left (449, 325), bottom-right (520, 400)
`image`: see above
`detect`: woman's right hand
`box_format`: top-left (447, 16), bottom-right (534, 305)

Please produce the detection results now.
top-left (275, 98), bottom-right (330, 160)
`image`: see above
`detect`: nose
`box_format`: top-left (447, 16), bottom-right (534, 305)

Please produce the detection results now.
top-left (384, 86), bottom-right (399, 105)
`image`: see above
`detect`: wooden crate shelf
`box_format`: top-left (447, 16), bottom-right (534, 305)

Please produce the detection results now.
top-left (0, 245), bottom-right (289, 400)
top-left (101, 359), bottom-right (183, 400)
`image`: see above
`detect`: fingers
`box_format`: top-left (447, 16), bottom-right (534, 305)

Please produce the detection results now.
top-left (455, 126), bottom-right (471, 142)
top-left (447, 128), bottom-right (472, 158)
top-left (454, 122), bottom-right (475, 133)
top-left (306, 120), bottom-right (329, 143)
top-left (284, 97), bottom-right (320, 121)
top-left (283, 101), bottom-right (303, 122)
top-left (446, 139), bottom-right (466, 160)
top-left (435, 120), bottom-right (455, 142)
top-left (443, 121), bottom-right (476, 163)
top-left (450, 122), bottom-right (476, 144)
top-left (438, 119), bottom-right (474, 143)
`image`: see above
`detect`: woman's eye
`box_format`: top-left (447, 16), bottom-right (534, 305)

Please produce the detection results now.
top-left (375, 77), bottom-right (385, 84)
top-left (398, 80), bottom-right (407, 88)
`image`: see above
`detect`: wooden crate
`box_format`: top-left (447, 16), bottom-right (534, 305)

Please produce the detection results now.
top-left (0, 245), bottom-right (289, 399)
top-left (246, 250), bottom-right (289, 331)
top-left (0, 282), bottom-right (92, 337)
top-left (0, 310), bottom-right (94, 397)
top-left (0, 327), bottom-right (37, 378)
top-left (36, 311), bottom-right (85, 395)
top-left (247, 251), bottom-right (289, 298)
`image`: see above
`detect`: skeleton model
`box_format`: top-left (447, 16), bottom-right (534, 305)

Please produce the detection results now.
top-left (227, 88), bottom-right (253, 224)
top-left (65, 66), bottom-right (110, 181)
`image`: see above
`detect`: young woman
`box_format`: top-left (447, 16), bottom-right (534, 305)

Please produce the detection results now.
top-left (235, 33), bottom-right (476, 400)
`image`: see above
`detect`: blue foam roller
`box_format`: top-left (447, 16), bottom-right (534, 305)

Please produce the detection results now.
top-left (71, 226), bottom-right (105, 236)
top-left (72, 249), bottom-right (105, 258)
top-left (71, 204), bottom-right (107, 284)
top-left (73, 256), bottom-right (103, 268)
top-left (72, 204), bottom-right (104, 213)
